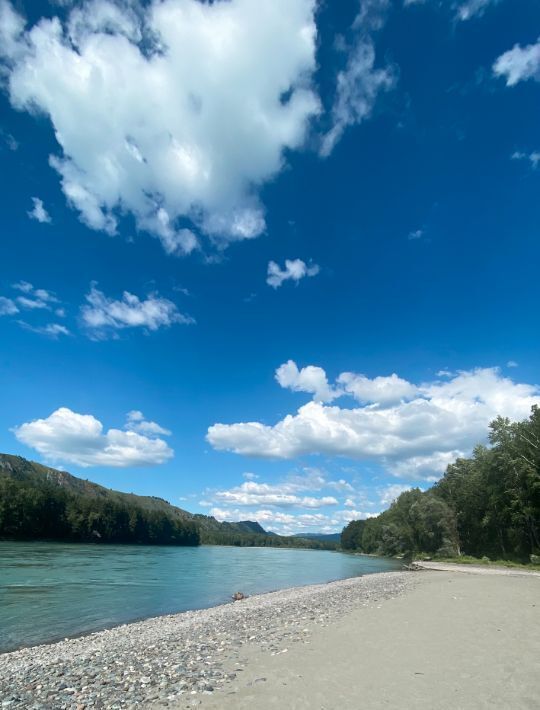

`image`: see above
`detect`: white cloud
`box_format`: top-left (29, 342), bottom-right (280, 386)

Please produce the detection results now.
top-left (202, 468), bottom-right (354, 520)
top-left (335, 508), bottom-right (376, 524)
top-left (337, 371), bottom-right (418, 405)
top-left (0, 296), bottom-right (18, 315)
top-left (320, 0), bottom-right (395, 157)
top-left (208, 366), bottom-right (540, 480)
top-left (8, 282), bottom-right (60, 311)
top-left (378, 483), bottom-right (413, 507)
top-left (0, 128), bottom-right (18, 151)
top-left (326, 478), bottom-right (355, 493)
top-left (13, 406), bottom-right (173, 467)
top-left (275, 360), bottom-right (337, 402)
top-left (404, 0), bottom-right (499, 21)
top-left (511, 151), bottom-right (540, 169)
top-left (211, 480), bottom-right (339, 509)
top-left (493, 39), bottom-right (540, 86)
top-left (507, 360), bottom-right (518, 368)
top-left (126, 410), bottom-right (172, 436)
top-left (455, 0), bottom-right (499, 21)
top-left (12, 281), bottom-right (33, 294)
top-left (408, 228), bottom-right (424, 240)
top-left (275, 360), bottom-right (418, 406)
top-left (27, 197), bottom-right (52, 224)
top-left (18, 321), bottom-right (70, 338)
top-left (266, 259), bottom-right (320, 289)
top-left (80, 284), bottom-right (194, 337)
top-left (209, 503), bottom-right (376, 534)
top-left (1, 0), bottom-right (319, 253)
top-left (243, 472), bottom-right (259, 480)
top-left (0, 282), bottom-right (66, 333)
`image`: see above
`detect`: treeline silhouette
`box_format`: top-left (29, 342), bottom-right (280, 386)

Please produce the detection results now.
top-left (199, 528), bottom-right (336, 549)
top-left (342, 407), bottom-right (540, 562)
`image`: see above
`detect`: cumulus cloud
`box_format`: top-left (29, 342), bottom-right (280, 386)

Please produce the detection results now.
top-left (337, 371), bottom-right (418, 405)
top-left (0, 0), bottom-right (319, 253)
top-left (275, 360), bottom-right (418, 405)
top-left (266, 259), bottom-right (320, 289)
top-left (275, 360), bottom-right (337, 402)
top-left (27, 197), bottom-right (52, 224)
top-left (80, 284), bottom-right (194, 338)
top-left (13, 406), bottom-right (173, 467)
top-left (493, 39), bottom-right (540, 86)
top-left (320, 0), bottom-right (396, 157)
top-left (207, 366), bottom-right (540, 480)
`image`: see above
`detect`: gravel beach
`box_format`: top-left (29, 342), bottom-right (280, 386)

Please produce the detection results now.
top-left (0, 571), bottom-right (413, 709)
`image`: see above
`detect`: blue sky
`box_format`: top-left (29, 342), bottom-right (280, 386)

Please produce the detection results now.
top-left (1, 0), bottom-right (540, 534)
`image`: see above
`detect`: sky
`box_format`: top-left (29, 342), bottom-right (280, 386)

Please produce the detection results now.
top-left (1, 0), bottom-right (540, 535)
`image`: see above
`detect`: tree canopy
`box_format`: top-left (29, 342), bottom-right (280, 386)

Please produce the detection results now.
top-left (341, 406), bottom-right (540, 561)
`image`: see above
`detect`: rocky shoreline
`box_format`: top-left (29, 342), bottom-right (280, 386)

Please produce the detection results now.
top-left (0, 571), bottom-right (413, 709)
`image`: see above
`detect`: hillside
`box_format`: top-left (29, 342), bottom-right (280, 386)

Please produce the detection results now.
top-left (0, 454), bottom-right (336, 549)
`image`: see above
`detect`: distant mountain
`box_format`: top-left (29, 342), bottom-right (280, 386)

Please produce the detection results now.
top-left (0, 454), bottom-right (336, 550)
top-left (233, 520), bottom-right (268, 535)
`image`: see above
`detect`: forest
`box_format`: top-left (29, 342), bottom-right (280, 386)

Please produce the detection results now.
top-left (0, 475), bottom-right (201, 545)
top-left (341, 407), bottom-right (540, 562)
top-left (0, 454), bottom-right (335, 549)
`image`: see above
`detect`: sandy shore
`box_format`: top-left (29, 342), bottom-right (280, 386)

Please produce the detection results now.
top-left (1, 567), bottom-right (538, 709)
top-left (198, 567), bottom-right (540, 710)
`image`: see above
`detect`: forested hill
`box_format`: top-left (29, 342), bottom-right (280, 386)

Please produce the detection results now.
top-left (341, 407), bottom-right (540, 563)
top-left (0, 454), bottom-right (335, 549)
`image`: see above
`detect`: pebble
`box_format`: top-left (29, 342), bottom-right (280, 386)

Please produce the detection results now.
top-left (0, 572), bottom-right (413, 709)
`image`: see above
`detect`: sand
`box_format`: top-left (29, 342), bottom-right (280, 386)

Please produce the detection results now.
top-left (196, 567), bottom-right (540, 710)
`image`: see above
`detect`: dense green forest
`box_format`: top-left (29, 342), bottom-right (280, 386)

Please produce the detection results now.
top-left (0, 454), bottom-right (335, 549)
top-left (0, 471), bottom-right (200, 545)
top-left (341, 407), bottom-right (540, 562)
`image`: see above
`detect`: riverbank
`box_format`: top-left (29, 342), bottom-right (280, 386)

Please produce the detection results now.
top-left (0, 571), bottom-right (411, 708)
top-left (1, 568), bottom-right (538, 709)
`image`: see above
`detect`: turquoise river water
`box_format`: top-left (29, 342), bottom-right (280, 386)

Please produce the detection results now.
top-left (0, 542), bottom-right (402, 653)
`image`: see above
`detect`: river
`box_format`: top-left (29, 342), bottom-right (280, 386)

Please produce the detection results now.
top-left (0, 541), bottom-right (402, 652)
